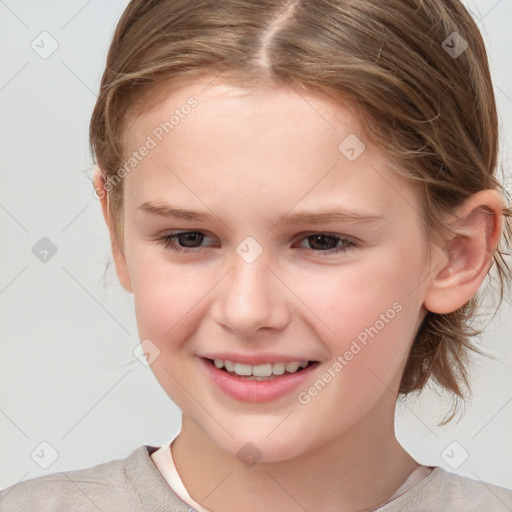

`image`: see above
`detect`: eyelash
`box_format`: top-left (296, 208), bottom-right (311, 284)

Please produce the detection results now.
top-left (156, 231), bottom-right (358, 257)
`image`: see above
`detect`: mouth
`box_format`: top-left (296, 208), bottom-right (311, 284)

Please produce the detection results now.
top-left (200, 356), bottom-right (320, 402)
top-left (205, 357), bottom-right (316, 381)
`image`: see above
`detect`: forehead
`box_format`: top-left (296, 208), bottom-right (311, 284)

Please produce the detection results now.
top-left (121, 77), bottom-right (423, 226)
top-left (124, 74), bottom-right (364, 152)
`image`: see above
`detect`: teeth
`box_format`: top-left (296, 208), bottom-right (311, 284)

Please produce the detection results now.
top-left (272, 362), bottom-right (285, 375)
top-left (211, 358), bottom-right (310, 376)
top-left (252, 363), bottom-right (272, 377)
top-left (285, 362), bottom-right (301, 373)
top-left (234, 363), bottom-right (252, 376)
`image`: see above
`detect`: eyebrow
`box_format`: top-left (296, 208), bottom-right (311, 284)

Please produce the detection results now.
top-left (138, 201), bottom-right (386, 227)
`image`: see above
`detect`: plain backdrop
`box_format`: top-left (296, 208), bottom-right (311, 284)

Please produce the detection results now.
top-left (1, 0), bottom-right (511, 492)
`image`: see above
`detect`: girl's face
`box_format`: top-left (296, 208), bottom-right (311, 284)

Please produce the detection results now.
top-left (115, 77), bottom-right (436, 462)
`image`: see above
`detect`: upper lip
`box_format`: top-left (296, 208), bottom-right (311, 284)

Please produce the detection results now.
top-left (200, 353), bottom-right (316, 366)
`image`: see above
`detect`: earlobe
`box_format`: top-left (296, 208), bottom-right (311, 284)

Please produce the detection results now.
top-left (92, 166), bottom-right (133, 294)
top-left (422, 190), bottom-right (503, 314)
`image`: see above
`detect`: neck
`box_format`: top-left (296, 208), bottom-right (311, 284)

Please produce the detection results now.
top-left (171, 398), bottom-right (419, 512)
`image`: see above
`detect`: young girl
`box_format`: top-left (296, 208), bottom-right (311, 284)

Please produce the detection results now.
top-left (2, 0), bottom-right (511, 510)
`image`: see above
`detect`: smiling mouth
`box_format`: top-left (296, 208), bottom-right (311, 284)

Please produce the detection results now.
top-left (204, 357), bottom-right (317, 381)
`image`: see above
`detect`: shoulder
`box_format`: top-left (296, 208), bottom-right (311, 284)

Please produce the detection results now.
top-left (435, 468), bottom-right (512, 511)
top-left (0, 445), bottom-right (188, 512)
top-left (383, 466), bottom-right (512, 512)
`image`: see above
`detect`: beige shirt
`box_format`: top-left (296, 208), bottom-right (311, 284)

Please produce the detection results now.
top-left (1, 445), bottom-right (511, 511)
top-left (150, 440), bottom-right (434, 511)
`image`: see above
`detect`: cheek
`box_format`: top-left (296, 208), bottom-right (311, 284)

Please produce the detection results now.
top-left (308, 249), bottom-right (423, 376)
top-left (127, 247), bottom-right (213, 343)
top-left (127, 252), bottom-right (213, 405)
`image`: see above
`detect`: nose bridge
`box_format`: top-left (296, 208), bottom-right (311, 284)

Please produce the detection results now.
top-left (213, 237), bottom-right (290, 336)
top-left (231, 246), bottom-right (272, 300)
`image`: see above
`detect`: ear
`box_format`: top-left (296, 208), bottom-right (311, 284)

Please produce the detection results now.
top-left (93, 166), bottom-right (133, 294)
top-left (423, 189), bottom-right (504, 314)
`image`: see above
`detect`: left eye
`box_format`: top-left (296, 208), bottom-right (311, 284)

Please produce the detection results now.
top-left (297, 233), bottom-right (355, 253)
top-left (156, 231), bottom-right (357, 256)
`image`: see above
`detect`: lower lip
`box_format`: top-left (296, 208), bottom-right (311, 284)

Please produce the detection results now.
top-left (199, 357), bottom-right (319, 403)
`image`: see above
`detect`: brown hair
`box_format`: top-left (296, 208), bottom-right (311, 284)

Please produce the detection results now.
top-left (90, 0), bottom-right (512, 420)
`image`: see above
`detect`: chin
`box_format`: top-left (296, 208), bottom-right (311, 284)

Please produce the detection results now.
top-left (209, 426), bottom-right (314, 466)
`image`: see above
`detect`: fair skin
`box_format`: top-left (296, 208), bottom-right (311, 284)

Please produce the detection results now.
top-left (94, 76), bottom-right (503, 512)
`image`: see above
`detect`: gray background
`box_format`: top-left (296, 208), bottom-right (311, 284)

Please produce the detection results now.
top-left (1, 0), bottom-right (511, 492)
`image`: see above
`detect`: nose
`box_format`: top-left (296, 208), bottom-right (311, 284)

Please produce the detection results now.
top-left (211, 251), bottom-right (292, 338)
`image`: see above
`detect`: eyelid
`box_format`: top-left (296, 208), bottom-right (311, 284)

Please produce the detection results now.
top-left (158, 229), bottom-right (360, 242)
top-left (294, 230), bottom-right (360, 244)
top-left (158, 229), bottom-right (363, 244)
top-left (159, 229), bottom-right (218, 244)
top-left (156, 229), bottom-right (361, 257)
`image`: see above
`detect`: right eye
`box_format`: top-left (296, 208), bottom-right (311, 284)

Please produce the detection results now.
top-left (156, 231), bottom-right (216, 253)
